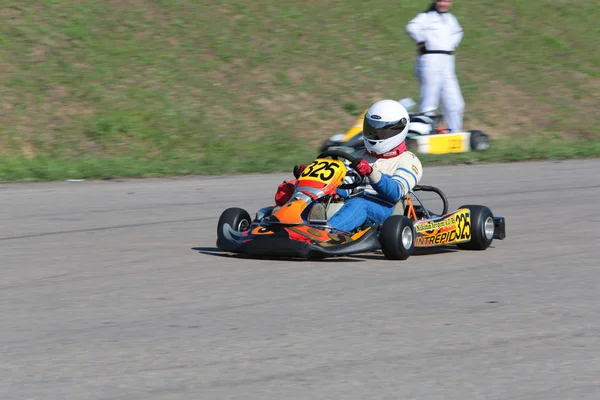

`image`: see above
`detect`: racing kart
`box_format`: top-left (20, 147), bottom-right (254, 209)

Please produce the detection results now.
top-left (320, 98), bottom-right (491, 155)
top-left (216, 150), bottom-right (505, 260)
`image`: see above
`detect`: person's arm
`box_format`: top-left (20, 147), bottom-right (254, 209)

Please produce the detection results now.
top-left (369, 169), bottom-right (403, 203)
top-left (449, 15), bottom-right (464, 49)
top-left (335, 174), bottom-right (354, 198)
top-left (352, 156), bottom-right (423, 203)
top-left (405, 13), bottom-right (428, 44)
top-left (370, 157), bottom-right (424, 203)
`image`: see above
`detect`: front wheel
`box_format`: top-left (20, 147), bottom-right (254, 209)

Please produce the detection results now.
top-left (456, 205), bottom-right (494, 250)
top-left (379, 216), bottom-right (415, 260)
top-left (217, 207), bottom-right (251, 241)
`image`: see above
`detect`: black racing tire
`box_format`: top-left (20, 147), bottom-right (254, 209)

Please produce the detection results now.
top-left (469, 130), bottom-right (490, 151)
top-left (217, 207), bottom-right (251, 241)
top-left (456, 205), bottom-right (494, 250)
top-left (379, 215), bottom-right (415, 260)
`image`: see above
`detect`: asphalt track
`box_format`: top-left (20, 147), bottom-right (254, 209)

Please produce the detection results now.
top-left (1, 159), bottom-right (599, 400)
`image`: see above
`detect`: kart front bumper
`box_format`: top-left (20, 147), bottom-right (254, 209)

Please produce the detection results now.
top-left (217, 224), bottom-right (381, 259)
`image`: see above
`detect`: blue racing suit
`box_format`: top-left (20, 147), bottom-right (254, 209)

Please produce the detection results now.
top-left (328, 149), bottom-right (423, 232)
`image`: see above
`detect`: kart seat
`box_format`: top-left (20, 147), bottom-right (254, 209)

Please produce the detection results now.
top-left (391, 199), bottom-right (406, 216)
top-left (325, 201), bottom-right (344, 219)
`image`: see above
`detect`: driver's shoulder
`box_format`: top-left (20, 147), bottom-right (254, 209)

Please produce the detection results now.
top-left (386, 151), bottom-right (423, 173)
top-left (398, 151), bottom-right (423, 181)
top-left (392, 150), bottom-right (421, 163)
top-left (401, 151), bottom-right (423, 171)
top-left (402, 150), bottom-right (419, 160)
top-left (403, 150), bottom-right (421, 162)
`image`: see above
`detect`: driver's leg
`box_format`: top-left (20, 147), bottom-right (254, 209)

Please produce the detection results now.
top-left (440, 66), bottom-right (464, 133)
top-left (418, 55), bottom-right (443, 115)
top-left (329, 197), bottom-right (393, 232)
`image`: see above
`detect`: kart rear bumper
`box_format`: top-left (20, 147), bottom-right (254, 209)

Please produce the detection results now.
top-left (493, 216), bottom-right (506, 240)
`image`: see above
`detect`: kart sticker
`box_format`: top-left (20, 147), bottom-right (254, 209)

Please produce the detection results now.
top-left (414, 209), bottom-right (471, 247)
top-left (251, 226), bottom-right (274, 235)
top-left (287, 225), bottom-right (351, 245)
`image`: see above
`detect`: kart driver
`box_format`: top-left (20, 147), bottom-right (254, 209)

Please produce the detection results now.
top-left (275, 99), bottom-right (423, 233)
top-left (406, 0), bottom-right (464, 133)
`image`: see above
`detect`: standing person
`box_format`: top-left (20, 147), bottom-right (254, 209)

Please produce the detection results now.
top-left (406, 0), bottom-right (465, 133)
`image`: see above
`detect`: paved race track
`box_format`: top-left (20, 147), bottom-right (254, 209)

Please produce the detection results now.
top-left (1, 159), bottom-right (599, 400)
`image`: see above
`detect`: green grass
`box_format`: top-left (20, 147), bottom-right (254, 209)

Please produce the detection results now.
top-left (1, 137), bottom-right (598, 182)
top-left (0, 0), bottom-right (598, 181)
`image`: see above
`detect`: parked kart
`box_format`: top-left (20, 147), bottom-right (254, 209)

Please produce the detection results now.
top-left (320, 98), bottom-right (491, 155)
top-left (216, 150), bottom-right (505, 260)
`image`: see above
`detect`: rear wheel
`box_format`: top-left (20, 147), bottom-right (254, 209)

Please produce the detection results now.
top-left (379, 216), bottom-right (415, 260)
top-left (217, 207), bottom-right (251, 240)
top-left (456, 205), bottom-right (494, 250)
top-left (469, 130), bottom-right (490, 151)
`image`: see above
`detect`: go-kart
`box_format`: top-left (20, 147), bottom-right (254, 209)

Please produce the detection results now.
top-left (320, 98), bottom-right (491, 155)
top-left (216, 150), bottom-right (505, 260)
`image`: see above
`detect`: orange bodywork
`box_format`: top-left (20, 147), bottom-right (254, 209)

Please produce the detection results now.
top-left (271, 158), bottom-right (348, 225)
top-left (271, 198), bottom-right (308, 225)
top-left (286, 225), bottom-right (373, 245)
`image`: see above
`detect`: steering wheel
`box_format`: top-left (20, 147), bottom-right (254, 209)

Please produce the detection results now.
top-left (316, 149), bottom-right (365, 190)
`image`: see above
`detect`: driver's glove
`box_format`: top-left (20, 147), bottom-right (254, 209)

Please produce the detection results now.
top-left (353, 159), bottom-right (373, 176)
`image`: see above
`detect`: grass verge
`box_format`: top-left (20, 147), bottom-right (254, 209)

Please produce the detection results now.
top-left (2, 137), bottom-right (598, 182)
top-left (0, 0), bottom-right (598, 181)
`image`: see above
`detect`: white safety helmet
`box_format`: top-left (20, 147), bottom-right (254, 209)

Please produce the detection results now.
top-left (363, 99), bottom-right (410, 155)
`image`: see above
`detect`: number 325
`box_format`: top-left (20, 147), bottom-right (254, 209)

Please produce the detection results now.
top-left (301, 161), bottom-right (339, 181)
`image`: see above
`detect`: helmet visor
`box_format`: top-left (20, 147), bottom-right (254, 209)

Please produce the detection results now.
top-left (363, 118), bottom-right (408, 141)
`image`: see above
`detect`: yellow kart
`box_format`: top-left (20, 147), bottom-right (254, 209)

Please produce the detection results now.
top-left (321, 98), bottom-right (491, 155)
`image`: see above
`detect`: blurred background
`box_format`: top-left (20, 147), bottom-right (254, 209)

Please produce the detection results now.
top-left (1, 0), bottom-right (598, 180)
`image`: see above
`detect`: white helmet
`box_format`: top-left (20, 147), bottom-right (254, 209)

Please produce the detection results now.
top-left (363, 99), bottom-right (410, 155)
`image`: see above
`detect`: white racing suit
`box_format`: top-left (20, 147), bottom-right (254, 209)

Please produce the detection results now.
top-left (329, 149), bottom-right (423, 232)
top-left (406, 10), bottom-right (464, 133)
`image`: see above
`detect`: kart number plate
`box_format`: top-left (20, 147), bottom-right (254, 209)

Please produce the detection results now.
top-left (299, 158), bottom-right (346, 185)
